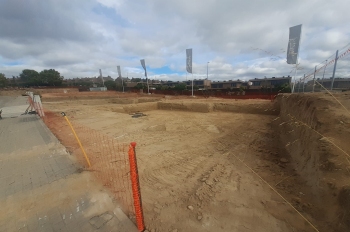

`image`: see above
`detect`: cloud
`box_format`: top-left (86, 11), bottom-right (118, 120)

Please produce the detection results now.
top-left (0, 0), bottom-right (349, 83)
top-left (0, 0), bottom-right (99, 42)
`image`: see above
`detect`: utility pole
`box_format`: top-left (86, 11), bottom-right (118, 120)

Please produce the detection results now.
top-left (291, 64), bottom-right (298, 93)
top-left (192, 75), bottom-right (194, 97)
top-left (99, 69), bottom-right (105, 87)
top-left (122, 77), bottom-right (124, 92)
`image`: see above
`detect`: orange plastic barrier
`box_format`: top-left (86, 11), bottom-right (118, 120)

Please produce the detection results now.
top-left (42, 111), bottom-right (142, 227)
top-left (128, 142), bottom-right (145, 231)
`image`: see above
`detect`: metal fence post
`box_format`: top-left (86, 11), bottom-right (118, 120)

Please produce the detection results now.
top-left (312, 65), bottom-right (316, 92)
top-left (321, 60), bottom-right (328, 89)
top-left (331, 50), bottom-right (339, 91)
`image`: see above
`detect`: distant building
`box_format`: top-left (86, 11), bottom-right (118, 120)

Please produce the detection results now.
top-left (103, 76), bottom-right (114, 81)
top-left (184, 79), bottom-right (211, 89)
top-left (211, 80), bottom-right (243, 90)
top-left (308, 77), bottom-right (350, 91)
top-left (64, 76), bottom-right (113, 87)
top-left (115, 76), bottom-right (129, 84)
top-left (163, 81), bottom-right (179, 87)
top-left (66, 75), bottom-right (298, 91)
top-left (126, 82), bottom-right (138, 88)
top-left (320, 77), bottom-right (350, 90)
top-left (248, 76), bottom-right (291, 89)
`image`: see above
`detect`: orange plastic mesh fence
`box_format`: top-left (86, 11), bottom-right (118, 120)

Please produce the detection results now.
top-left (43, 111), bottom-right (136, 220)
top-left (128, 142), bottom-right (145, 231)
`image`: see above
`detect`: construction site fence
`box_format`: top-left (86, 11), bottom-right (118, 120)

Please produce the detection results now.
top-left (299, 42), bottom-right (350, 92)
top-left (42, 111), bottom-right (144, 231)
top-left (131, 89), bottom-right (279, 99)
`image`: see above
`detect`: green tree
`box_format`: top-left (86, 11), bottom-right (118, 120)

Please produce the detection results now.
top-left (115, 78), bottom-right (127, 91)
top-left (0, 73), bottom-right (8, 87)
top-left (39, 69), bottom-right (63, 86)
top-left (135, 83), bottom-right (145, 89)
top-left (19, 69), bottom-right (40, 86)
top-left (105, 80), bottom-right (117, 90)
top-left (11, 76), bottom-right (18, 87)
top-left (275, 83), bottom-right (291, 93)
top-left (156, 85), bottom-right (168, 90)
top-left (131, 78), bottom-right (141, 82)
top-left (174, 83), bottom-right (187, 91)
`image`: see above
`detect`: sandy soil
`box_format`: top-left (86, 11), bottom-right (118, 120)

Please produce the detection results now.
top-left (3, 88), bottom-right (350, 231)
top-left (274, 93), bottom-right (350, 232)
top-left (40, 91), bottom-right (328, 232)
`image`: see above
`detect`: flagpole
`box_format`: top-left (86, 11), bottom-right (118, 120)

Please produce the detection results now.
top-left (146, 76), bottom-right (149, 94)
top-left (292, 64), bottom-right (298, 93)
top-left (140, 59), bottom-right (149, 94)
top-left (192, 74), bottom-right (194, 97)
top-left (186, 48), bottom-right (193, 96)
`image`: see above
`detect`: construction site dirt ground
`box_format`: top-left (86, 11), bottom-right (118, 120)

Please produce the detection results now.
top-left (22, 90), bottom-right (350, 232)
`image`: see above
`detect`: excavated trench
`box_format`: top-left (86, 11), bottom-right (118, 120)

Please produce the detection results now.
top-left (274, 93), bottom-right (350, 231)
top-left (110, 94), bottom-right (350, 231)
top-left (42, 93), bottom-right (350, 231)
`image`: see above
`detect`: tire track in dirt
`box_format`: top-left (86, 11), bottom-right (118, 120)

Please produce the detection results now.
top-left (140, 147), bottom-right (216, 189)
top-left (47, 103), bottom-right (311, 231)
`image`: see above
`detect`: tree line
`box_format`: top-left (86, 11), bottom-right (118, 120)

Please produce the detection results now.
top-left (0, 69), bottom-right (64, 87)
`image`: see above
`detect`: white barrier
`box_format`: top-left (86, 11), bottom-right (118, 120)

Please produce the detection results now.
top-left (26, 92), bottom-right (45, 117)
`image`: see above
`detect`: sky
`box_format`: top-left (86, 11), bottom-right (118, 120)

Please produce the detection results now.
top-left (0, 0), bottom-right (349, 82)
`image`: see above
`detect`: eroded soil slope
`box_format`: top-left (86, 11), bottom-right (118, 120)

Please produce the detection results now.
top-left (274, 93), bottom-right (350, 232)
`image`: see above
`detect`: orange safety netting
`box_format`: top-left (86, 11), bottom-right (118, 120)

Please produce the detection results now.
top-left (43, 111), bottom-right (144, 228)
top-left (128, 142), bottom-right (145, 231)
